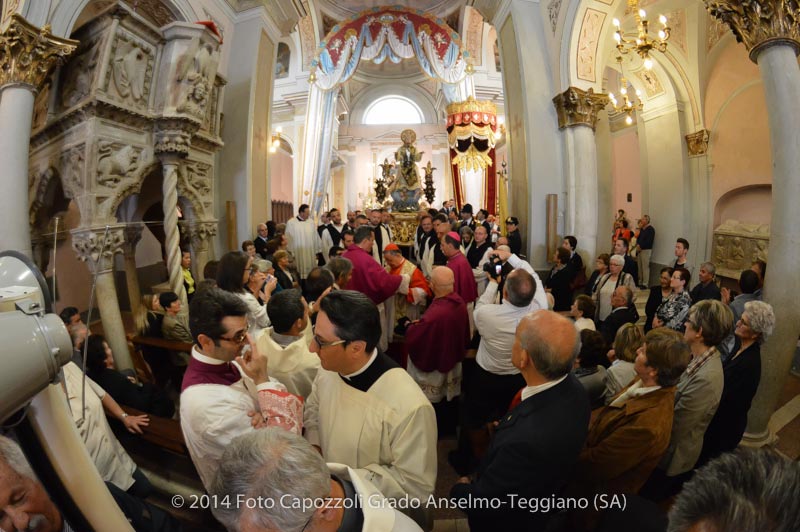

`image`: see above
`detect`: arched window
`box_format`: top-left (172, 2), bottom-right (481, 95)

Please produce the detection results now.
top-left (363, 95), bottom-right (424, 124)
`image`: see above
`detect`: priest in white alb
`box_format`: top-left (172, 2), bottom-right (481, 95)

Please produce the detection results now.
top-left (285, 203), bottom-right (321, 280)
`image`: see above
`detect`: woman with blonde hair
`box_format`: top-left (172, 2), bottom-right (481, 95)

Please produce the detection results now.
top-left (603, 323), bottom-right (645, 404)
top-left (133, 294), bottom-right (162, 336)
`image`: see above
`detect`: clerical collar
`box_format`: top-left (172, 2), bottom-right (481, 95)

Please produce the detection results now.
top-left (332, 474), bottom-right (364, 532)
top-left (344, 349), bottom-right (378, 379)
top-left (341, 349), bottom-right (399, 392)
top-left (191, 346), bottom-right (226, 365)
top-left (271, 330), bottom-right (301, 348)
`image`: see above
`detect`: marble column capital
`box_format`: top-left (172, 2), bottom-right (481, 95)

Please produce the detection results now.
top-left (553, 87), bottom-right (609, 131)
top-left (121, 222), bottom-right (144, 256)
top-left (187, 220), bottom-right (218, 251)
top-left (71, 225), bottom-right (125, 272)
top-left (705, 1), bottom-right (800, 62)
top-left (154, 117), bottom-right (198, 157)
top-left (0, 14), bottom-right (77, 91)
top-left (685, 129), bottom-right (711, 157)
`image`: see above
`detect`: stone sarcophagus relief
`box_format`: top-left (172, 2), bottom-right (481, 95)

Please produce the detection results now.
top-left (711, 219), bottom-right (769, 279)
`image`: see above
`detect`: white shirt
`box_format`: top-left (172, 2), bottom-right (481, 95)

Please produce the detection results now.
top-left (574, 317), bottom-right (596, 332)
top-left (474, 278), bottom-right (544, 375)
top-left (285, 216), bottom-right (321, 278)
top-left (610, 379), bottom-right (661, 407)
top-left (520, 374), bottom-right (568, 402)
top-left (180, 347), bottom-right (288, 490)
top-left (62, 362), bottom-right (137, 490)
top-left (238, 291), bottom-right (270, 338)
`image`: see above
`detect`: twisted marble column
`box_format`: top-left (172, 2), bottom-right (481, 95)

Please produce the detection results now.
top-left (161, 157), bottom-right (187, 306)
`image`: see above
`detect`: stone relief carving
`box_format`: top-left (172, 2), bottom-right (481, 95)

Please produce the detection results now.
top-left (666, 10), bottom-right (688, 56)
top-left (577, 9), bottom-right (605, 83)
top-left (108, 37), bottom-right (152, 107)
top-left (60, 38), bottom-right (103, 109)
top-left (712, 219), bottom-right (770, 277)
top-left (176, 41), bottom-right (218, 117)
top-left (59, 145), bottom-right (86, 199)
top-left (71, 226), bottom-right (125, 270)
top-left (178, 161), bottom-right (213, 218)
top-left (548, 0), bottom-right (564, 34)
top-left (125, 0), bottom-right (177, 28)
top-left (96, 141), bottom-right (142, 186)
top-left (28, 165), bottom-right (59, 226)
top-left (155, 118), bottom-right (197, 155)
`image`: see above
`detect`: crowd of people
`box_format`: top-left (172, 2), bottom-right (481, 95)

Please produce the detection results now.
top-left (8, 203), bottom-right (786, 532)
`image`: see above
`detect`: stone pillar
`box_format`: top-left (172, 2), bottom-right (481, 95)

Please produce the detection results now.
top-left (121, 223), bottom-right (144, 316)
top-left (155, 120), bottom-right (196, 307)
top-left (71, 225), bottom-right (133, 371)
top-left (188, 220), bottom-right (217, 281)
top-left (553, 87), bottom-right (610, 268)
top-left (706, 1), bottom-right (800, 445)
top-left (0, 15), bottom-right (76, 256)
top-left (685, 130), bottom-right (712, 268)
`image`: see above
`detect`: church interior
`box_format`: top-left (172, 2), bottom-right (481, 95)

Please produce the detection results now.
top-left (1, 0), bottom-right (800, 530)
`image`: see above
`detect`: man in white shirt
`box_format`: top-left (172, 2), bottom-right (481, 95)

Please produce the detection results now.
top-left (212, 429), bottom-right (422, 532)
top-left (257, 288), bottom-right (320, 399)
top-left (180, 287), bottom-right (303, 490)
top-left (285, 204), bottom-right (322, 280)
top-left (449, 248), bottom-right (547, 474)
top-left (304, 290), bottom-right (436, 529)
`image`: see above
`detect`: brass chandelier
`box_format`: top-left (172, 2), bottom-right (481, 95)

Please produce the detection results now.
top-left (612, 0), bottom-right (670, 71)
top-left (608, 56), bottom-right (643, 126)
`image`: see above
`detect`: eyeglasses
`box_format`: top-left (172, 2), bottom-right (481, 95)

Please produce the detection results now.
top-left (219, 325), bottom-right (249, 346)
top-left (311, 326), bottom-right (347, 349)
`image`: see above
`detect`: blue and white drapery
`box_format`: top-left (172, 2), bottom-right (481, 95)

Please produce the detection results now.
top-left (298, 8), bottom-right (472, 216)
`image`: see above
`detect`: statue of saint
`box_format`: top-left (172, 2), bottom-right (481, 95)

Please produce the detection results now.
top-left (389, 129), bottom-right (424, 212)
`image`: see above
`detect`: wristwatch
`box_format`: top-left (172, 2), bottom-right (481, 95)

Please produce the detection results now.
top-left (121, 413), bottom-right (129, 419)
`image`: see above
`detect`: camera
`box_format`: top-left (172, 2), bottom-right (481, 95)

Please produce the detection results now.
top-left (483, 255), bottom-right (512, 279)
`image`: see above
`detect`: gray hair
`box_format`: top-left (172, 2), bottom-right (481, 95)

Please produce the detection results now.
top-left (251, 259), bottom-right (272, 273)
top-left (459, 226), bottom-right (474, 239)
top-left (744, 300), bottom-right (775, 344)
top-left (609, 254), bottom-right (625, 266)
top-left (701, 262), bottom-right (716, 277)
top-left (211, 429), bottom-right (330, 532)
top-left (0, 435), bottom-right (36, 481)
top-left (668, 449), bottom-right (800, 532)
top-left (519, 315), bottom-right (581, 380)
top-left (326, 257), bottom-right (353, 283)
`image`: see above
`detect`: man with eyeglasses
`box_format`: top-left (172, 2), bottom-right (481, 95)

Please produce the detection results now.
top-left (304, 290), bottom-right (437, 530)
top-left (180, 287), bottom-right (303, 491)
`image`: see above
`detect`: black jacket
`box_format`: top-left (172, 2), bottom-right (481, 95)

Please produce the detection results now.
top-left (254, 236), bottom-right (270, 260)
top-left (600, 306), bottom-right (640, 345)
top-left (451, 375), bottom-right (590, 531)
top-left (689, 281), bottom-right (721, 304)
top-left (546, 264), bottom-right (576, 312)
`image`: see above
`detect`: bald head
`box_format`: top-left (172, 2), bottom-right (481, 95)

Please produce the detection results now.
top-left (431, 266), bottom-right (454, 298)
top-left (516, 310), bottom-right (580, 380)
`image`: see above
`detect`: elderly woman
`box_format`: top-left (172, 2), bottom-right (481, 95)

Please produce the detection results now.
top-left (645, 267), bottom-right (674, 333)
top-left (273, 249), bottom-right (299, 290)
top-left (603, 322), bottom-right (645, 404)
top-left (247, 258), bottom-right (279, 305)
top-left (643, 299), bottom-right (734, 498)
top-left (592, 254), bottom-right (636, 323)
top-left (699, 301), bottom-right (775, 466)
top-left (571, 294), bottom-right (597, 332)
top-left (584, 253), bottom-right (610, 296)
top-left (217, 251), bottom-right (273, 338)
top-left (574, 330), bottom-right (608, 408)
top-left (653, 268), bottom-right (692, 331)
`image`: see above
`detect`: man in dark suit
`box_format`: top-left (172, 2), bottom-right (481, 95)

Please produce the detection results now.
top-left (505, 216), bottom-right (522, 256)
top-left (254, 223), bottom-right (270, 259)
top-left (450, 311), bottom-right (590, 531)
top-left (599, 286), bottom-right (640, 344)
top-left (459, 203), bottom-right (477, 231)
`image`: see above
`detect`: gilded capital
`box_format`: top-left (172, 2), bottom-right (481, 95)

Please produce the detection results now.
top-left (686, 129), bottom-right (711, 157)
top-left (705, 1), bottom-right (800, 61)
top-left (0, 14), bottom-right (78, 90)
top-left (553, 87), bottom-right (610, 131)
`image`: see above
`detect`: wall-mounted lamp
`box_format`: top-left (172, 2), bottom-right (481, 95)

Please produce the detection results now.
top-left (269, 126), bottom-right (283, 154)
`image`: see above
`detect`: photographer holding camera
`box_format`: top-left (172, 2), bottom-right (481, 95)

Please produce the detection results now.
top-left (450, 247), bottom-right (548, 473)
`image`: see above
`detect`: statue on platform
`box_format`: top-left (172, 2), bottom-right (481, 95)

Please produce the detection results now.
top-left (389, 129), bottom-right (424, 212)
